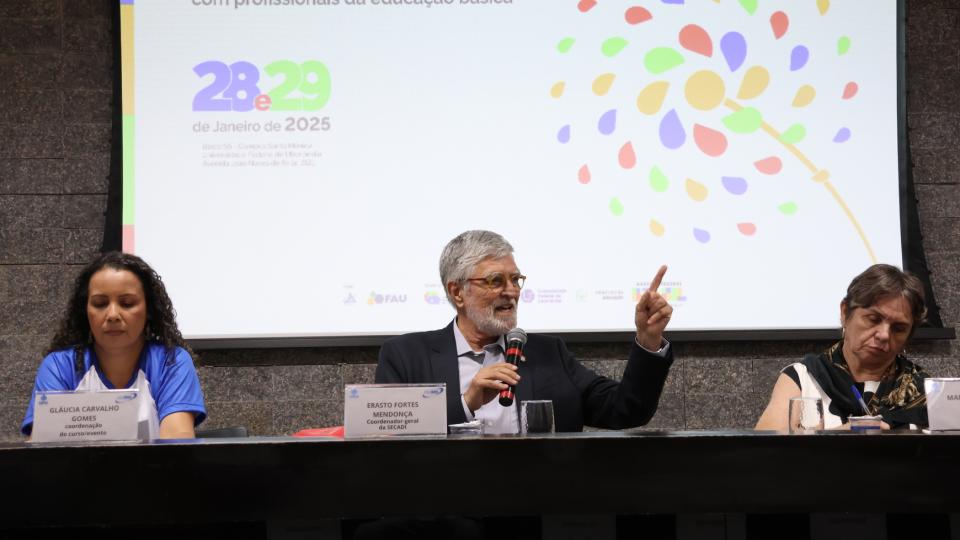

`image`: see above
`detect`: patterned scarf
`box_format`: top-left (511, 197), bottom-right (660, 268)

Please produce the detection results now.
top-left (801, 341), bottom-right (928, 428)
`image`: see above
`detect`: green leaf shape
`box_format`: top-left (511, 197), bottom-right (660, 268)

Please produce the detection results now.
top-left (609, 197), bottom-right (624, 216)
top-left (649, 166), bottom-right (669, 192)
top-left (738, 0), bottom-right (758, 15)
top-left (837, 36), bottom-right (851, 55)
top-left (644, 47), bottom-right (685, 74)
top-left (778, 202), bottom-right (799, 215)
top-left (557, 37), bottom-right (575, 54)
top-left (602, 37), bottom-right (629, 58)
top-left (779, 123), bottom-right (807, 144)
top-left (722, 107), bottom-right (763, 134)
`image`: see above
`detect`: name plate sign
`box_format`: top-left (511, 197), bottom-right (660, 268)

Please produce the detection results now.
top-left (31, 390), bottom-right (141, 443)
top-left (344, 384), bottom-right (446, 438)
top-left (924, 378), bottom-right (960, 431)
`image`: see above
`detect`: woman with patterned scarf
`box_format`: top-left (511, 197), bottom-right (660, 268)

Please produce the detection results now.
top-left (756, 264), bottom-right (928, 430)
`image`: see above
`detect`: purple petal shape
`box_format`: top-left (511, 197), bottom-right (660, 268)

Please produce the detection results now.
top-left (721, 176), bottom-right (748, 195)
top-left (598, 109), bottom-right (617, 135)
top-left (557, 124), bottom-right (571, 144)
top-left (693, 228), bottom-right (711, 243)
top-left (720, 32), bottom-right (747, 72)
top-left (833, 127), bottom-right (851, 143)
top-left (659, 109), bottom-right (686, 149)
top-left (790, 45), bottom-right (809, 71)
top-left (661, 0), bottom-right (684, 3)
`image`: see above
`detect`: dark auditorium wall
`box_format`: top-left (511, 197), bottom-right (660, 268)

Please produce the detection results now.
top-left (0, 1), bottom-right (957, 440)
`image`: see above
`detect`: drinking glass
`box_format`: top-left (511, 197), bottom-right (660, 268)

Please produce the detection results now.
top-left (521, 400), bottom-right (555, 434)
top-left (788, 397), bottom-right (824, 434)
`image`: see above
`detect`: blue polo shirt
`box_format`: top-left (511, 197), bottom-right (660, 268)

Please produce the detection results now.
top-left (22, 342), bottom-right (207, 436)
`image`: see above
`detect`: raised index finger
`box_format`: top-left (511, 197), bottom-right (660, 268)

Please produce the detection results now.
top-left (648, 265), bottom-right (668, 292)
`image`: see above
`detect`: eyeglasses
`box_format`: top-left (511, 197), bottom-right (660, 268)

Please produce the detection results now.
top-left (464, 273), bottom-right (526, 291)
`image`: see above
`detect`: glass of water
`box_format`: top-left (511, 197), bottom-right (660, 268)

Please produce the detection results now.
top-left (788, 397), bottom-right (824, 434)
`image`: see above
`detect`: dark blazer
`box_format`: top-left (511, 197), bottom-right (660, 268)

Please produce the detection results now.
top-left (375, 321), bottom-right (674, 432)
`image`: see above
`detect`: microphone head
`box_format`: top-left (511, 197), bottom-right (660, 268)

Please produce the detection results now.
top-left (506, 327), bottom-right (527, 345)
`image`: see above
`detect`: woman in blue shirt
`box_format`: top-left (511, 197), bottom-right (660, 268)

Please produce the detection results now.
top-left (22, 252), bottom-right (206, 439)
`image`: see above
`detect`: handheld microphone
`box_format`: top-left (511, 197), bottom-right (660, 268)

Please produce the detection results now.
top-left (499, 328), bottom-right (527, 407)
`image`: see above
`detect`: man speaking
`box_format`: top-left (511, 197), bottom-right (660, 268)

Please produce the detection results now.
top-left (375, 230), bottom-right (675, 433)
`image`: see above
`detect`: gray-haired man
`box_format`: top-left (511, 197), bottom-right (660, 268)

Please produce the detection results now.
top-left (375, 230), bottom-right (674, 433)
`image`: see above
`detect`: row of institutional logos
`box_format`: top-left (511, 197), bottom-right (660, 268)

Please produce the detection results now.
top-left (342, 284), bottom-right (688, 307)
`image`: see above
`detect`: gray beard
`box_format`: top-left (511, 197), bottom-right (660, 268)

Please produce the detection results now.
top-left (465, 303), bottom-right (517, 337)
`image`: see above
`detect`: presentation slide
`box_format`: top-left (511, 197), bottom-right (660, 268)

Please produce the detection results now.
top-left (122, 0), bottom-right (902, 338)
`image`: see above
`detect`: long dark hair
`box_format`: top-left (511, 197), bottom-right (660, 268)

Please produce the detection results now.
top-left (48, 252), bottom-right (191, 372)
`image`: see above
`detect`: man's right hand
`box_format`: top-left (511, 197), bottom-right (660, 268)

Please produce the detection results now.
top-left (463, 362), bottom-right (520, 413)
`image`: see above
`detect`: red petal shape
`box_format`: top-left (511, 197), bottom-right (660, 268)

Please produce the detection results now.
top-left (578, 164), bottom-right (592, 184)
top-left (679, 24), bottom-right (713, 57)
top-left (770, 11), bottom-right (788, 39)
top-left (578, 0), bottom-right (597, 13)
top-left (754, 157), bottom-right (783, 175)
top-left (737, 223), bottom-right (757, 236)
top-left (842, 82), bottom-right (858, 100)
top-left (625, 6), bottom-right (652, 24)
top-left (693, 124), bottom-right (728, 157)
top-left (618, 141), bottom-right (637, 169)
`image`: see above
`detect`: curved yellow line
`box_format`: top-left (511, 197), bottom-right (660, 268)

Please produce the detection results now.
top-left (724, 98), bottom-right (877, 263)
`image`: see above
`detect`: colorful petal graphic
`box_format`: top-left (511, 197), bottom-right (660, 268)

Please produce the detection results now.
top-left (645, 47), bottom-right (685, 74)
top-left (592, 73), bottom-right (616, 96)
top-left (661, 0), bottom-right (684, 4)
top-left (842, 82), bottom-right (858, 99)
top-left (778, 201), bottom-right (798, 215)
top-left (790, 45), bottom-right (809, 71)
top-left (550, 81), bottom-right (565, 98)
top-left (693, 228), bottom-right (711, 243)
top-left (685, 70), bottom-right (725, 111)
top-left (817, 0), bottom-right (830, 15)
top-left (833, 127), bottom-right (851, 143)
top-left (650, 219), bottom-right (666, 237)
top-left (722, 107), bottom-right (762, 134)
top-left (737, 223), bottom-right (757, 236)
top-left (693, 124), bottom-right (728, 157)
top-left (598, 109), bottom-right (617, 135)
top-left (557, 125), bottom-right (570, 144)
top-left (625, 6), bottom-right (652, 24)
top-left (578, 165), bottom-right (591, 184)
top-left (577, 0), bottom-right (597, 13)
top-left (637, 81), bottom-right (670, 115)
top-left (755, 157), bottom-right (783, 175)
top-left (557, 38), bottom-right (575, 53)
top-left (602, 37), bottom-right (629, 58)
top-left (738, 0), bottom-right (757, 15)
top-left (722, 176), bottom-right (748, 195)
top-left (779, 123), bottom-right (806, 144)
top-left (720, 32), bottom-right (747, 72)
top-left (838, 36), bottom-right (851, 55)
top-left (737, 66), bottom-right (769, 99)
top-left (679, 24), bottom-right (713, 57)
top-left (649, 166), bottom-right (669, 192)
top-left (770, 11), bottom-right (788, 39)
top-left (609, 197), bottom-right (624, 216)
top-left (685, 178), bottom-right (708, 201)
top-left (619, 141), bottom-right (637, 168)
top-left (659, 109), bottom-right (686, 149)
top-left (792, 85), bottom-right (816, 107)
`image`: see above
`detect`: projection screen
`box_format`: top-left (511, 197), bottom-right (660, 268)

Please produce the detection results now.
top-left (119, 0), bottom-right (905, 340)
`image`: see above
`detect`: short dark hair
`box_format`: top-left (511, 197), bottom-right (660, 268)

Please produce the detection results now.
top-left (48, 251), bottom-right (190, 360)
top-left (842, 264), bottom-right (927, 335)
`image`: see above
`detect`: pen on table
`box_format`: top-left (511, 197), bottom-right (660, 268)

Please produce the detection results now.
top-left (850, 384), bottom-right (871, 415)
